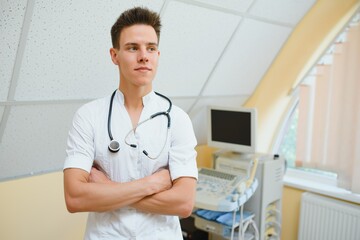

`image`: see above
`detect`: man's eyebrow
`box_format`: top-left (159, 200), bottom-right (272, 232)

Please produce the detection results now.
top-left (147, 42), bottom-right (158, 46)
top-left (123, 42), bottom-right (158, 46)
top-left (124, 42), bottom-right (138, 46)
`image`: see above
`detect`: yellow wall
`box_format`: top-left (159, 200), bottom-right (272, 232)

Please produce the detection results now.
top-left (0, 172), bottom-right (88, 240)
top-left (281, 187), bottom-right (305, 240)
top-left (0, 1), bottom-right (359, 240)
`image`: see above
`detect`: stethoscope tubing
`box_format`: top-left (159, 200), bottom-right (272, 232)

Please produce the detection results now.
top-left (107, 90), bottom-right (117, 141)
top-left (107, 89), bottom-right (172, 157)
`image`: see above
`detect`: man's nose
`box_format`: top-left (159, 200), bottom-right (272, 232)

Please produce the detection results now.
top-left (138, 49), bottom-right (149, 63)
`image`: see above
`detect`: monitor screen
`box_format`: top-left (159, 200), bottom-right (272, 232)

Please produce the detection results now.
top-left (207, 106), bottom-right (257, 154)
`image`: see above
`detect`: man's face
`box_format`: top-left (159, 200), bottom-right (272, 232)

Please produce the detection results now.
top-left (111, 24), bottom-right (160, 89)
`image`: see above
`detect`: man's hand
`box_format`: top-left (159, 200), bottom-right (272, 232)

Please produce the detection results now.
top-left (145, 168), bottom-right (172, 193)
top-left (89, 162), bottom-right (172, 193)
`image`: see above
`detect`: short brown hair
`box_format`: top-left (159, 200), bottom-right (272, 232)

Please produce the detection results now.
top-left (111, 6), bottom-right (162, 49)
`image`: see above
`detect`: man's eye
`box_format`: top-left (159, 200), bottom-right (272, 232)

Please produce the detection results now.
top-left (128, 47), bottom-right (137, 51)
top-left (148, 47), bottom-right (157, 52)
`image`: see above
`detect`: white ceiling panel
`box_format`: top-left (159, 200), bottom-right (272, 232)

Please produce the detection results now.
top-left (0, 103), bottom-right (82, 180)
top-left (203, 19), bottom-right (292, 96)
top-left (194, 0), bottom-right (254, 13)
top-left (249, 0), bottom-right (316, 25)
top-left (0, 0), bottom-right (27, 101)
top-left (154, 0), bottom-right (241, 97)
top-left (189, 95), bottom-right (249, 144)
top-left (14, 0), bottom-right (164, 101)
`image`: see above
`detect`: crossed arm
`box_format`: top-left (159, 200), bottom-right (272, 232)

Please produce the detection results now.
top-left (63, 167), bottom-right (196, 218)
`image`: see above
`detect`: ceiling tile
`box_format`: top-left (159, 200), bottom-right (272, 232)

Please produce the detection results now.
top-left (249, 0), bottom-right (316, 25)
top-left (14, 0), bottom-right (164, 101)
top-left (194, 0), bottom-right (254, 13)
top-left (202, 18), bottom-right (292, 96)
top-left (154, 0), bottom-right (241, 97)
top-left (0, 0), bottom-right (27, 101)
top-left (0, 103), bottom-right (82, 180)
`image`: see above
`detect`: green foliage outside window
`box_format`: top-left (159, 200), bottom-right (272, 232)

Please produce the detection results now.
top-left (278, 106), bottom-right (298, 168)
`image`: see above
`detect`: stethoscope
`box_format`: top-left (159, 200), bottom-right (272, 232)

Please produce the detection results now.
top-left (107, 90), bottom-right (172, 159)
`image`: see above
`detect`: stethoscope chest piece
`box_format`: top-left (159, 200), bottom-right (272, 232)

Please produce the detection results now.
top-left (108, 139), bottom-right (120, 153)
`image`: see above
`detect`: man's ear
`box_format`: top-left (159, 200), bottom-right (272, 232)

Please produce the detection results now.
top-left (109, 48), bottom-right (119, 65)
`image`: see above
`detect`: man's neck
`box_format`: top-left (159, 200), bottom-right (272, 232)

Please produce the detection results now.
top-left (119, 86), bottom-right (151, 128)
top-left (119, 82), bottom-right (151, 104)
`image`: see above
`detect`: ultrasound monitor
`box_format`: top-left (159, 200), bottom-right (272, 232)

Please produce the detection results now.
top-left (207, 105), bottom-right (257, 154)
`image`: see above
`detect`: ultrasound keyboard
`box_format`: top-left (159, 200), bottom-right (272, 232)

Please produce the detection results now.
top-left (195, 168), bottom-right (247, 211)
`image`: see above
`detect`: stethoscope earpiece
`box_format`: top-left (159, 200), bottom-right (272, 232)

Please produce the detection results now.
top-left (108, 140), bottom-right (120, 153)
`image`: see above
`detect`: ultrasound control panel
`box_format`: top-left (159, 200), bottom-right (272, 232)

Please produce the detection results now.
top-left (195, 168), bottom-right (247, 211)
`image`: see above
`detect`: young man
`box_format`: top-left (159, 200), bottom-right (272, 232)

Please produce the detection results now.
top-left (63, 7), bottom-right (198, 240)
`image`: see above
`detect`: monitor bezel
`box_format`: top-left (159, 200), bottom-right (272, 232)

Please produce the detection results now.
top-left (207, 105), bottom-right (257, 154)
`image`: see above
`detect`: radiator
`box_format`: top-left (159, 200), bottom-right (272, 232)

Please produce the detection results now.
top-left (298, 192), bottom-right (360, 240)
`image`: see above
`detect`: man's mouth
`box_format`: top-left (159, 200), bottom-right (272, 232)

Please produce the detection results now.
top-left (135, 67), bottom-right (151, 71)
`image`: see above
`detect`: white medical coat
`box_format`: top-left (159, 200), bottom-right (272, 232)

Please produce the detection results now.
top-left (64, 90), bottom-right (198, 240)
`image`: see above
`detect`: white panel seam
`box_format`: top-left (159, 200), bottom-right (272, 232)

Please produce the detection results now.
top-left (0, 0), bottom-right (36, 143)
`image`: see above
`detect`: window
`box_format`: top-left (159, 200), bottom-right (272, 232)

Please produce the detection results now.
top-left (276, 12), bottom-right (360, 193)
top-left (277, 99), bottom-right (337, 178)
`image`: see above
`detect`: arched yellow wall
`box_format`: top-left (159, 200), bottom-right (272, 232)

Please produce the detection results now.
top-left (0, 1), bottom-right (359, 240)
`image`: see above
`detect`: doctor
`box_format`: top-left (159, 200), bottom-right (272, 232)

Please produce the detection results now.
top-left (63, 6), bottom-right (198, 240)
